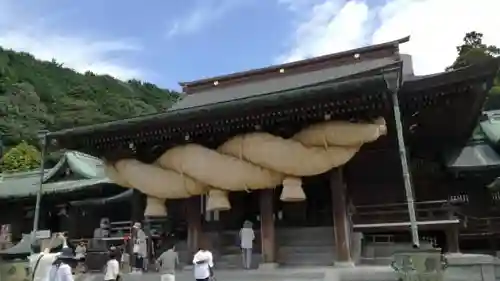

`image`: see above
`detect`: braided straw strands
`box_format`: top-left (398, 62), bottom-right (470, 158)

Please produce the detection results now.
top-left (104, 118), bottom-right (387, 215)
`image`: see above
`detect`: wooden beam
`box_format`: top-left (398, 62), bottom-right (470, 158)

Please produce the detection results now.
top-left (259, 189), bottom-right (276, 263)
top-left (330, 168), bottom-right (352, 264)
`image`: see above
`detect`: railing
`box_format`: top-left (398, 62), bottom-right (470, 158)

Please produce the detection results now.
top-left (353, 200), bottom-right (459, 228)
top-left (458, 214), bottom-right (500, 237)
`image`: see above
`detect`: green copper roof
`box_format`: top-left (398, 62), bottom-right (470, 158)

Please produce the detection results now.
top-left (0, 151), bottom-right (111, 198)
top-left (480, 110), bottom-right (500, 145)
top-left (0, 233), bottom-right (64, 256)
top-left (445, 110), bottom-right (500, 172)
top-left (446, 141), bottom-right (500, 171)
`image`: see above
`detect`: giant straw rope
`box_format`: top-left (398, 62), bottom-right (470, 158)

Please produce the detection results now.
top-left (105, 117), bottom-right (387, 216)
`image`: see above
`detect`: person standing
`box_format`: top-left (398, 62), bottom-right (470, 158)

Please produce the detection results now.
top-left (239, 220), bottom-right (255, 269)
top-left (104, 250), bottom-right (121, 281)
top-left (132, 222), bottom-right (147, 273)
top-left (156, 244), bottom-right (179, 281)
top-left (46, 247), bottom-right (76, 281)
top-left (29, 234), bottom-right (65, 281)
top-left (29, 242), bottom-right (58, 281)
top-left (193, 244), bottom-right (214, 281)
top-left (74, 241), bottom-right (87, 273)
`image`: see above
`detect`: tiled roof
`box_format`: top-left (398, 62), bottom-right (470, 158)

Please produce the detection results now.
top-left (0, 151), bottom-right (111, 198)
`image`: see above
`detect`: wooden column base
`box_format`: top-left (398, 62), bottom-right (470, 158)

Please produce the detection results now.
top-left (445, 225), bottom-right (460, 253)
top-left (330, 168), bottom-right (352, 264)
top-left (260, 189), bottom-right (276, 263)
top-left (186, 196), bottom-right (202, 254)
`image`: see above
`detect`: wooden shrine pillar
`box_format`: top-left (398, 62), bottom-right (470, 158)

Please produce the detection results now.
top-left (186, 196), bottom-right (202, 254)
top-left (131, 190), bottom-right (145, 224)
top-left (330, 168), bottom-right (353, 265)
top-left (445, 225), bottom-right (460, 253)
top-left (259, 189), bottom-right (276, 265)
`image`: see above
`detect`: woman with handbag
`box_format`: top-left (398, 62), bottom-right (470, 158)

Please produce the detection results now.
top-left (132, 222), bottom-right (147, 273)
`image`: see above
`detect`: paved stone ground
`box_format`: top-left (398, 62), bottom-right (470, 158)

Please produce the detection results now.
top-left (79, 266), bottom-right (398, 281)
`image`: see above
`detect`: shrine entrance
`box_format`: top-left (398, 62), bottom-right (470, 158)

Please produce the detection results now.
top-left (217, 191), bottom-right (260, 230)
top-left (278, 175), bottom-right (333, 227)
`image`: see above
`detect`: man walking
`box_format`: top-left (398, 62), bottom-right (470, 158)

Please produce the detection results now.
top-left (193, 242), bottom-right (214, 281)
top-left (156, 244), bottom-right (179, 281)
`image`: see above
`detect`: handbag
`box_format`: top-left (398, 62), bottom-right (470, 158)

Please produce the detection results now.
top-left (133, 243), bottom-right (140, 253)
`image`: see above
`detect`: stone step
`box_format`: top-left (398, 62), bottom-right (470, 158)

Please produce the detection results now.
top-left (278, 245), bottom-right (335, 255)
top-left (359, 257), bottom-right (393, 266)
top-left (208, 232), bottom-right (262, 248)
top-left (276, 227), bottom-right (334, 239)
top-left (215, 253), bottom-right (262, 269)
top-left (218, 245), bottom-right (261, 255)
top-left (278, 252), bottom-right (335, 266)
top-left (276, 237), bottom-right (335, 247)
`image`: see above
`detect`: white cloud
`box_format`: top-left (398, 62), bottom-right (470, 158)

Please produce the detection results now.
top-left (166, 0), bottom-right (247, 38)
top-left (279, 0), bottom-right (500, 75)
top-left (0, 0), bottom-right (145, 80)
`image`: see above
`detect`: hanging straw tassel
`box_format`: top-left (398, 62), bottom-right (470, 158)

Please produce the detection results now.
top-left (280, 176), bottom-right (306, 202)
top-left (144, 196), bottom-right (167, 217)
top-left (206, 189), bottom-right (231, 211)
top-left (374, 117), bottom-right (387, 136)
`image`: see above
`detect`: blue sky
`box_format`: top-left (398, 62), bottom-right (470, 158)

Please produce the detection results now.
top-left (0, 0), bottom-right (498, 90)
top-left (27, 0), bottom-right (294, 87)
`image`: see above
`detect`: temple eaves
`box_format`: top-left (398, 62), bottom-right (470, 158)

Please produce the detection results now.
top-left (44, 46), bottom-right (500, 162)
top-left (0, 151), bottom-right (110, 199)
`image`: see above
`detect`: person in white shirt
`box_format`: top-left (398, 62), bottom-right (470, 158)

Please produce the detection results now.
top-left (29, 235), bottom-right (65, 281)
top-left (192, 246), bottom-right (214, 281)
top-left (239, 220), bottom-right (255, 269)
top-left (46, 247), bottom-right (76, 281)
top-left (104, 250), bottom-right (120, 281)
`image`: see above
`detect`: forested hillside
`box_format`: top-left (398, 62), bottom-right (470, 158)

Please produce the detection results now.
top-left (0, 47), bottom-right (181, 148)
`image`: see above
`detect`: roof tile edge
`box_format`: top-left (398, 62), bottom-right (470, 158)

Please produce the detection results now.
top-left (178, 36), bottom-right (410, 90)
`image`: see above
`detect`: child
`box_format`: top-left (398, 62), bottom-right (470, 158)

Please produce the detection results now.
top-left (104, 250), bottom-right (120, 281)
top-left (120, 244), bottom-right (131, 273)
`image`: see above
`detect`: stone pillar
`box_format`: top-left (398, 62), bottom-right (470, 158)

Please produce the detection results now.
top-left (259, 189), bottom-right (277, 269)
top-left (330, 168), bottom-right (353, 266)
top-left (186, 196), bottom-right (202, 254)
top-left (446, 225), bottom-right (460, 253)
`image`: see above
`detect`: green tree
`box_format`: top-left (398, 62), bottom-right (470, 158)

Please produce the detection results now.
top-left (447, 31), bottom-right (500, 71)
top-left (0, 141), bottom-right (41, 173)
top-left (448, 31), bottom-right (500, 110)
top-left (0, 46), bottom-right (182, 148)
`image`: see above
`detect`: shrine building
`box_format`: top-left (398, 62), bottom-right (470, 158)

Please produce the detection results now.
top-left (42, 37), bottom-right (500, 267)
